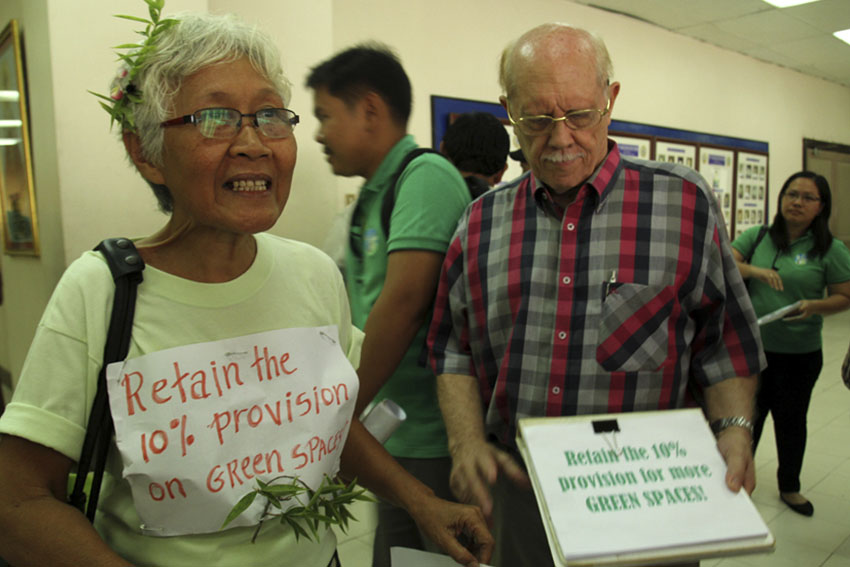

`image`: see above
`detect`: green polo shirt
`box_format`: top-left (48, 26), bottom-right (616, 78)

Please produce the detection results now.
top-left (733, 225), bottom-right (850, 353)
top-left (346, 135), bottom-right (470, 457)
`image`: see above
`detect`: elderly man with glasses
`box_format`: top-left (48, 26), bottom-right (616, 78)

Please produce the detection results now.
top-left (426, 23), bottom-right (765, 567)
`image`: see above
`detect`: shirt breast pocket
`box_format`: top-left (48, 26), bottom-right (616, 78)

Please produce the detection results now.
top-left (596, 283), bottom-right (678, 372)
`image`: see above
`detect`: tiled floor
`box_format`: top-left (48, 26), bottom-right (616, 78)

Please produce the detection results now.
top-left (336, 310), bottom-right (850, 567)
top-left (705, 309), bottom-right (850, 567)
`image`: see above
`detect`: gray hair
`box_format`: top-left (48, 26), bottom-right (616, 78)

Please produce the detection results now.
top-left (499, 23), bottom-right (613, 99)
top-left (123, 12), bottom-right (290, 212)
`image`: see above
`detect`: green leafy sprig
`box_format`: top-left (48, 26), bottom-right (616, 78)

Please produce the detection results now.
top-left (89, 0), bottom-right (177, 131)
top-left (222, 475), bottom-right (374, 543)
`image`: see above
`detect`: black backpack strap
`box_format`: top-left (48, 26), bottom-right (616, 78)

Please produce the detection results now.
top-left (744, 225), bottom-right (769, 264)
top-left (69, 238), bottom-right (144, 522)
top-left (379, 148), bottom-right (443, 238)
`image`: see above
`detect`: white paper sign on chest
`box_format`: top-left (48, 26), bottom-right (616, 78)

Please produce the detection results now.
top-left (106, 325), bottom-right (359, 536)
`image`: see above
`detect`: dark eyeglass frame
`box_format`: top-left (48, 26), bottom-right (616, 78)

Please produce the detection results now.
top-left (160, 107), bottom-right (300, 139)
top-left (782, 190), bottom-right (821, 204)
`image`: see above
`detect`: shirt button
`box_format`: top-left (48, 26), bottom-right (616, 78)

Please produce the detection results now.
top-left (557, 331), bottom-right (567, 340)
top-left (562, 276), bottom-right (571, 285)
top-left (566, 223), bottom-right (576, 231)
top-left (552, 386), bottom-right (561, 395)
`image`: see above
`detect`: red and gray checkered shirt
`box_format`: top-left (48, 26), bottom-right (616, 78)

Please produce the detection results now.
top-left (427, 143), bottom-right (765, 451)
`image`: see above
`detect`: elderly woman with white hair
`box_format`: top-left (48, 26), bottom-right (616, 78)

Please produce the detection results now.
top-left (0, 8), bottom-right (491, 567)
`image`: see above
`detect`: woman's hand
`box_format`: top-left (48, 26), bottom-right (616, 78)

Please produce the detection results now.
top-left (407, 495), bottom-right (494, 567)
top-left (749, 266), bottom-right (783, 291)
top-left (0, 436), bottom-right (130, 566)
top-left (790, 299), bottom-right (815, 319)
top-left (340, 420), bottom-right (493, 566)
top-left (793, 298), bottom-right (850, 320)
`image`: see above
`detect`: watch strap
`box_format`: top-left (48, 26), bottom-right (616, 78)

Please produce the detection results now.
top-left (710, 416), bottom-right (754, 436)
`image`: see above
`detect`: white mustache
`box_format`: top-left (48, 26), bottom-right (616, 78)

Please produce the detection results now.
top-left (542, 151), bottom-right (585, 163)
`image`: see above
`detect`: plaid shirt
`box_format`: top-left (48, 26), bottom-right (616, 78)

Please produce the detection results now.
top-left (427, 143), bottom-right (765, 450)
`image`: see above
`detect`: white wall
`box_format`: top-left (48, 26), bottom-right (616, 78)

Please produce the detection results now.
top-left (208, 0), bottom-right (341, 248)
top-left (331, 0), bottom-right (850, 224)
top-left (46, 0), bottom-right (850, 261)
top-left (50, 0), bottom-right (206, 264)
top-left (0, 0), bottom-right (340, 386)
top-left (0, 0), bottom-right (65, 392)
top-left (48, 0), bottom-right (338, 264)
top-left (2, 0), bottom-right (850, 388)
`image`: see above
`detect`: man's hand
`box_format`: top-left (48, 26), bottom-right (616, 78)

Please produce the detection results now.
top-left (703, 376), bottom-right (758, 494)
top-left (408, 495), bottom-right (494, 567)
top-left (449, 439), bottom-right (530, 521)
top-left (715, 427), bottom-right (756, 494)
top-left (437, 373), bottom-right (530, 521)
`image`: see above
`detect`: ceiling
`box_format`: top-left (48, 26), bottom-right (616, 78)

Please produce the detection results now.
top-left (571, 0), bottom-right (850, 88)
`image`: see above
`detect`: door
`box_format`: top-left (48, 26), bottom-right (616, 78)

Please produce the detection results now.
top-left (805, 140), bottom-right (850, 249)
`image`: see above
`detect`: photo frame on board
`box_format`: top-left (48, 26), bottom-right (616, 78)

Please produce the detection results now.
top-left (0, 19), bottom-right (39, 256)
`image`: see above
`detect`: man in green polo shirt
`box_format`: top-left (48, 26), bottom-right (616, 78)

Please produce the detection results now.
top-left (307, 45), bottom-right (471, 566)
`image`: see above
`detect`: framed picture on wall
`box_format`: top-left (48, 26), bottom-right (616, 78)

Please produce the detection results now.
top-left (0, 19), bottom-right (39, 256)
top-left (609, 134), bottom-right (651, 160)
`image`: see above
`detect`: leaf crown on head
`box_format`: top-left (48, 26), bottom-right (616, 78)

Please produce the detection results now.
top-left (90, 0), bottom-right (177, 132)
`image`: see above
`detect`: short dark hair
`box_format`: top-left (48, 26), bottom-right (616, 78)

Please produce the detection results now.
top-left (441, 112), bottom-right (510, 176)
top-left (769, 171), bottom-right (834, 258)
top-left (306, 44), bottom-right (411, 126)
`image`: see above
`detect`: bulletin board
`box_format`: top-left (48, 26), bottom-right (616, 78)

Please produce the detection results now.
top-left (430, 95), bottom-right (525, 182)
top-left (429, 98), bottom-right (770, 238)
top-left (735, 153), bottom-right (768, 239)
top-left (700, 147), bottom-right (735, 230)
top-left (609, 120), bottom-right (769, 238)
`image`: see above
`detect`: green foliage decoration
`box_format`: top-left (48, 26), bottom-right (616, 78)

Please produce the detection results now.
top-left (89, 0), bottom-right (177, 132)
top-left (222, 475), bottom-right (374, 543)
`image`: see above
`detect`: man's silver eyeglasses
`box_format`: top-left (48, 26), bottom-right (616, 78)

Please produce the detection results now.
top-left (160, 108), bottom-right (300, 139)
top-left (783, 190), bottom-right (820, 203)
top-left (506, 98), bottom-right (610, 136)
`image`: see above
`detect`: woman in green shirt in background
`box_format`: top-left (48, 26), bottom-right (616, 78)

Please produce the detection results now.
top-left (732, 171), bottom-right (850, 518)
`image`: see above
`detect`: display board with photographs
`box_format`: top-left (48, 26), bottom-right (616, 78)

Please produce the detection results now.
top-left (427, 106), bottom-right (770, 240)
top-left (699, 148), bottom-right (735, 231)
top-left (655, 140), bottom-right (697, 169)
top-left (610, 135), bottom-right (651, 161)
top-left (735, 153), bottom-right (768, 239)
top-left (609, 121), bottom-right (768, 242)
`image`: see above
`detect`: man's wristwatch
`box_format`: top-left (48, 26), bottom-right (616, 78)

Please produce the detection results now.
top-left (710, 416), bottom-right (754, 437)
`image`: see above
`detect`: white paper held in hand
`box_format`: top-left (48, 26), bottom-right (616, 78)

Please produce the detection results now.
top-left (361, 398), bottom-right (406, 444)
top-left (756, 300), bottom-right (803, 326)
top-left (391, 546), bottom-right (494, 567)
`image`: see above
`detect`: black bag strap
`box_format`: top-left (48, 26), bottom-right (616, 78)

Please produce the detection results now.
top-left (379, 147), bottom-right (442, 237)
top-left (744, 225), bottom-right (769, 264)
top-left (68, 238), bottom-right (144, 522)
top-left (349, 147), bottom-right (443, 259)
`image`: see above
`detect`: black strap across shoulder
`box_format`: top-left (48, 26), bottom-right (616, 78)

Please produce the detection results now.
top-left (379, 147), bottom-right (442, 237)
top-left (68, 238), bottom-right (144, 522)
top-left (744, 225), bottom-right (770, 264)
top-left (349, 147), bottom-right (443, 259)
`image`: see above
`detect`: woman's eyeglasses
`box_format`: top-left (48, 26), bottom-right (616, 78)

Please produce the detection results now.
top-left (783, 190), bottom-right (820, 204)
top-left (160, 108), bottom-right (299, 139)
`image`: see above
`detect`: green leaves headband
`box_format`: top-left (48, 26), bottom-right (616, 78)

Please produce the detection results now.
top-left (90, 0), bottom-right (177, 132)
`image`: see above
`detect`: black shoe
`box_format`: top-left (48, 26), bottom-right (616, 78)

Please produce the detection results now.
top-left (780, 494), bottom-right (814, 517)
